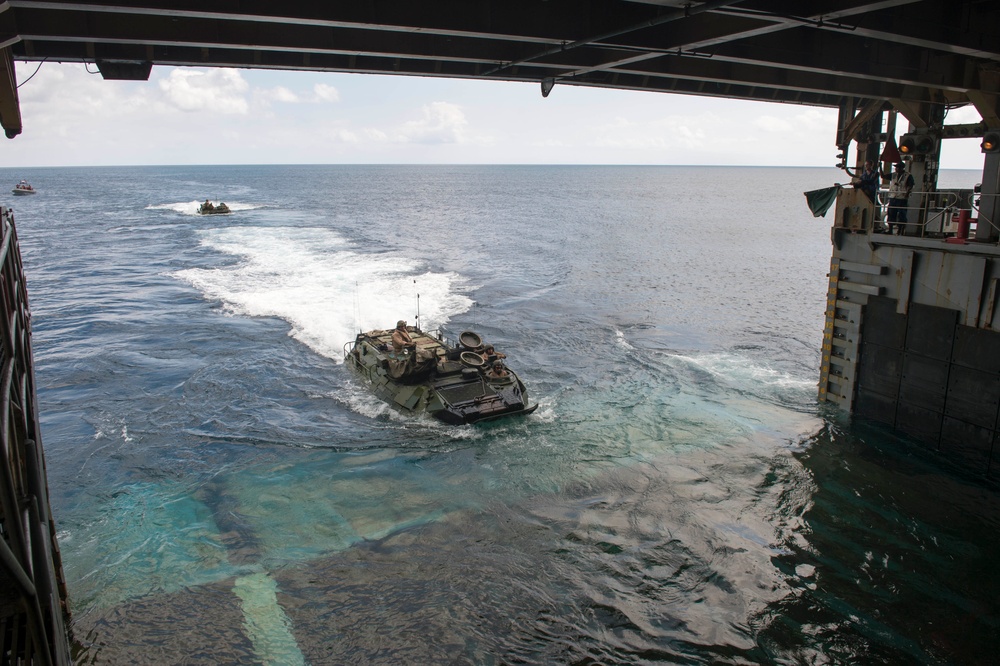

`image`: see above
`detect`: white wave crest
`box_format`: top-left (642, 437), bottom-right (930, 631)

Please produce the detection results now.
top-left (174, 226), bottom-right (473, 362)
top-left (148, 201), bottom-right (265, 216)
top-left (673, 352), bottom-right (817, 392)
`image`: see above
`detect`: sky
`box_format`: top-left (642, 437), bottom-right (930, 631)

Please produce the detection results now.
top-left (0, 61), bottom-right (987, 169)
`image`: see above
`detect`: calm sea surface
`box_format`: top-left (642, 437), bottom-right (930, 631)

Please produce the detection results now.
top-left (2, 164), bottom-right (996, 664)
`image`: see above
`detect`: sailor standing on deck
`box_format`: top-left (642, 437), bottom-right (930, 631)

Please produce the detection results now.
top-left (857, 160), bottom-right (879, 203)
top-left (886, 162), bottom-right (914, 235)
top-left (392, 320), bottom-right (415, 353)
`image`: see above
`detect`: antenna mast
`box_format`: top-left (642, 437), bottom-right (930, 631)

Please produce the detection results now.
top-left (414, 279), bottom-right (420, 331)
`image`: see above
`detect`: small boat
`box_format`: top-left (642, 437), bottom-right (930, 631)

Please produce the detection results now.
top-left (345, 324), bottom-right (537, 425)
top-left (12, 180), bottom-right (36, 195)
top-left (198, 200), bottom-right (231, 215)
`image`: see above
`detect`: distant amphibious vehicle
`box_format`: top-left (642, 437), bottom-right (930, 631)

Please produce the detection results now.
top-left (199, 200), bottom-right (231, 215)
top-left (345, 324), bottom-right (537, 425)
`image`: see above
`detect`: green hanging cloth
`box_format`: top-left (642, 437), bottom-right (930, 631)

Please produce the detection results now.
top-left (803, 184), bottom-right (842, 218)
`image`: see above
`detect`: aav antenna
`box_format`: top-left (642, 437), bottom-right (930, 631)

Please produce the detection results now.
top-left (414, 279), bottom-right (420, 331)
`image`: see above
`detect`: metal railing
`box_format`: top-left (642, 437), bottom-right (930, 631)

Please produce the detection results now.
top-left (0, 207), bottom-right (71, 666)
top-left (971, 192), bottom-right (999, 238)
top-left (867, 189), bottom-right (999, 242)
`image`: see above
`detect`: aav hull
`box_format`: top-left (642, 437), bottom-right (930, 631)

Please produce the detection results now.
top-left (345, 326), bottom-right (536, 425)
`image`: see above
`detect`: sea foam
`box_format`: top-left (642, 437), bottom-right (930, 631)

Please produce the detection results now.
top-left (175, 225), bottom-right (473, 362)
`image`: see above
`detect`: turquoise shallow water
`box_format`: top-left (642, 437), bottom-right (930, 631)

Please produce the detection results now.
top-left (4, 164), bottom-right (997, 664)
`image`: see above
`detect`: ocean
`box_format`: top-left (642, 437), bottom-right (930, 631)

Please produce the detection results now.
top-left (3, 164), bottom-right (996, 664)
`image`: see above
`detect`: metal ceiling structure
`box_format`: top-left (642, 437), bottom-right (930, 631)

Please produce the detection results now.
top-left (0, 0), bottom-right (997, 139)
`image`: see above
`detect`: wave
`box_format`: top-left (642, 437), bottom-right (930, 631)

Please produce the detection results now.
top-left (174, 226), bottom-right (474, 363)
top-left (147, 201), bottom-right (268, 216)
top-left (669, 351), bottom-right (818, 414)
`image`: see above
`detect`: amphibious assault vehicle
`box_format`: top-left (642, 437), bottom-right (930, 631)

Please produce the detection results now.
top-left (198, 200), bottom-right (231, 215)
top-left (344, 325), bottom-right (537, 425)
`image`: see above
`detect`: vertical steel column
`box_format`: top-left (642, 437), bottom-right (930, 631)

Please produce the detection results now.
top-left (975, 150), bottom-right (1000, 242)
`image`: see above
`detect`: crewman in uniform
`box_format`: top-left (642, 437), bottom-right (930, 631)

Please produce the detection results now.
top-left (487, 360), bottom-right (508, 379)
top-left (480, 344), bottom-right (506, 364)
top-left (392, 320), bottom-right (415, 352)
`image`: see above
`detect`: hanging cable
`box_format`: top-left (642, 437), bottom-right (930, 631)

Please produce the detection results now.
top-left (15, 58), bottom-right (48, 88)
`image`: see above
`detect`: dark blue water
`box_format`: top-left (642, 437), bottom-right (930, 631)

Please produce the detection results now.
top-left (4, 165), bottom-right (996, 664)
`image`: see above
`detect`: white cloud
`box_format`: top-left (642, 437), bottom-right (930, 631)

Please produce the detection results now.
top-left (589, 113), bottom-right (715, 150)
top-left (363, 128), bottom-right (389, 142)
top-left (255, 83), bottom-right (339, 106)
top-left (795, 108), bottom-right (837, 131)
top-left (394, 102), bottom-right (469, 144)
top-left (606, 116), bottom-right (634, 130)
top-left (317, 127), bottom-right (362, 143)
top-left (312, 83), bottom-right (340, 102)
top-left (946, 105), bottom-right (983, 124)
top-left (263, 86), bottom-right (300, 103)
top-left (158, 68), bottom-right (249, 114)
top-left (19, 63), bottom-right (144, 117)
top-left (0, 63), bottom-right (985, 168)
top-left (755, 115), bottom-right (794, 133)
top-left (756, 108), bottom-right (834, 136)
top-left (652, 116), bottom-right (712, 147)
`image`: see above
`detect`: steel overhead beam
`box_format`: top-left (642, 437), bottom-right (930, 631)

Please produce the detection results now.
top-left (558, 69), bottom-right (847, 107)
top-left (612, 0), bottom-right (923, 54)
top-left (0, 0), bottom-right (994, 137)
top-left (541, 44), bottom-right (922, 104)
top-left (11, 1), bottom-right (893, 104)
top-left (967, 89), bottom-right (1000, 128)
top-left (571, 0), bottom-right (996, 65)
top-left (572, 50), bottom-right (923, 105)
top-left (6, 34), bottom-right (850, 108)
top-left (0, 47), bottom-right (22, 137)
top-left (716, 0), bottom-right (924, 23)
top-left (8, 9), bottom-right (542, 66)
top-left (816, 6), bottom-right (1000, 60)
top-left (524, 22), bottom-right (952, 105)
top-left (889, 97), bottom-right (930, 127)
top-left (4, 0), bottom-right (610, 45)
top-left (679, 32), bottom-right (973, 94)
top-left (540, 0), bottom-right (940, 102)
top-left (482, 0), bottom-right (746, 77)
top-left (9, 34), bottom-right (845, 107)
top-left (16, 9), bottom-right (971, 102)
top-left (841, 98), bottom-right (890, 145)
top-left (13, 39), bottom-right (568, 79)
